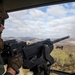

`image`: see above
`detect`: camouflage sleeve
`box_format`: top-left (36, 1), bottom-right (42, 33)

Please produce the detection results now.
top-left (4, 72), bottom-right (12, 75)
top-left (0, 54), bottom-right (5, 75)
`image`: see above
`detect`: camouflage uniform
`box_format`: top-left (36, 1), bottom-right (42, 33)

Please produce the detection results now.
top-left (0, 38), bottom-right (4, 74)
top-left (0, 53), bottom-right (4, 75)
top-left (0, 4), bottom-right (23, 75)
top-left (0, 38), bottom-right (12, 75)
top-left (0, 3), bottom-right (12, 75)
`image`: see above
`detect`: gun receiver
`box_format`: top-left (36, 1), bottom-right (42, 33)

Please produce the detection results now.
top-left (1, 36), bottom-right (70, 75)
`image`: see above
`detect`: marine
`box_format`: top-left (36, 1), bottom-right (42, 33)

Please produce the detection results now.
top-left (0, 3), bottom-right (23, 75)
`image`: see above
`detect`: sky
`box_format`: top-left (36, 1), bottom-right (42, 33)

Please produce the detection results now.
top-left (2, 2), bottom-right (75, 39)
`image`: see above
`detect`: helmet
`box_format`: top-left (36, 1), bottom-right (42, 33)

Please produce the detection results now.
top-left (0, 4), bottom-right (9, 19)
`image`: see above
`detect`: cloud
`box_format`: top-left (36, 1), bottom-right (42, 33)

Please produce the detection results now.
top-left (2, 2), bottom-right (75, 39)
top-left (47, 5), bottom-right (67, 17)
top-left (72, 2), bottom-right (75, 7)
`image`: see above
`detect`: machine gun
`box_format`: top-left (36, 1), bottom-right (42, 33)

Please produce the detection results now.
top-left (1, 36), bottom-right (73, 75)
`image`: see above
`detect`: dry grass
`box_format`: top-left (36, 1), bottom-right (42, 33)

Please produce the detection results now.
top-left (50, 43), bottom-right (75, 75)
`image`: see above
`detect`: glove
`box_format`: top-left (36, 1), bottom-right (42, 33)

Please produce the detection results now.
top-left (7, 53), bottom-right (23, 74)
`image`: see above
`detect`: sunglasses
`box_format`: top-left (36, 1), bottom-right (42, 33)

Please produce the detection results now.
top-left (0, 18), bottom-right (4, 25)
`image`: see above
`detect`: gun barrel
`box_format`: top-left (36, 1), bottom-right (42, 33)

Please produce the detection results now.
top-left (52, 36), bottom-right (70, 44)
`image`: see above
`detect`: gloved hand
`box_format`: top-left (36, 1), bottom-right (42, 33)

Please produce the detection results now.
top-left (7, 53), bottom-right (23, 74)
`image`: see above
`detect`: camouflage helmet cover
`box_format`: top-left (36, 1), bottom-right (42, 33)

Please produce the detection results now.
top-left (0, 4), bottom-right (9, 19)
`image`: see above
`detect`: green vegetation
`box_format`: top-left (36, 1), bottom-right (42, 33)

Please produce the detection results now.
top-left (50, 44), bottom-right (75, 75)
